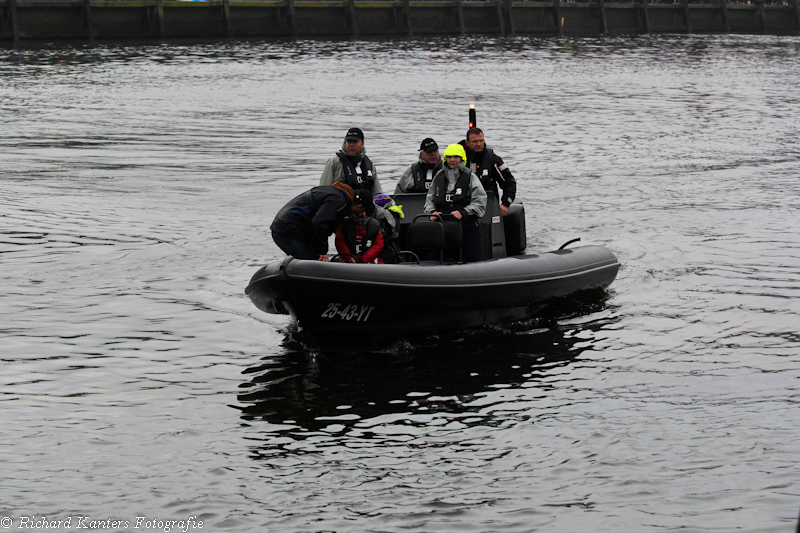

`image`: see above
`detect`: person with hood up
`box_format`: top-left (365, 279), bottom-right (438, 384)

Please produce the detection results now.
top-left (372, 193), bottom-right (405, 263)
top-left (320, 127), bottom-right (390, 201)
top-left (372, 193), bottom-right (403, 242)
top-left (394, 137), bottom-right (443, 194)
top-left (271, 182), bottom-right (374, 262)
top-left (334, 198), bottom-right (385, 264)
top-left (424, 143), bottom-right (487, 263)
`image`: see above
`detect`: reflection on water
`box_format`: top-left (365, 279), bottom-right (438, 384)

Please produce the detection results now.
top-left (238, 294), bottom-right (616, 437)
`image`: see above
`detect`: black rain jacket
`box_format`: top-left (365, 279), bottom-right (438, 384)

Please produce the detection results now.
top-left (270, 186), bottom-right (353, 254)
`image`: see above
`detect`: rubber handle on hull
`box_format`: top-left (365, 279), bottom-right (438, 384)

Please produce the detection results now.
top-left (558, 237), bottom-right (581, 250)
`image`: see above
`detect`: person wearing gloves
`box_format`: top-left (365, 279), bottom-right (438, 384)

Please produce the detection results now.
top-left (320, 127), bottom-right (390, 200)
top-left (394, 137), bottom-right (443, 194)
top-left (424, 143), bottom-right (487, 263)
top-left (270, 183), bottom-right (374, 262)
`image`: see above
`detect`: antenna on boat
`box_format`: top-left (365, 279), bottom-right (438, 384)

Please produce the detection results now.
top-left (469, 102), bottom-right (476, 129)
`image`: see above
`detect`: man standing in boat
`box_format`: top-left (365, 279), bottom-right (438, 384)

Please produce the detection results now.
top-left (320, 127), bottom-right (390, 201)
top-left (424, 144), bottom-right (487, 263)
top-left (271, 183), bottom-right (374, 262)
top-left (394, 137), bottom-right (443, 194)
top-left (460, 127), bottom-right (516, 216)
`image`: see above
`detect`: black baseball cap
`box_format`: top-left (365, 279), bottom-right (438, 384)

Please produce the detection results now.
top-left (353, 189), bottom-right (375, 216)
top-left (420, 138), bottom-right (438, 153)
top-left (345, 128), bottom-right (364, 141)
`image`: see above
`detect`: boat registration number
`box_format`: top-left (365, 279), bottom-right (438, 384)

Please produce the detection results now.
top-left (321, 303), bottom-right (375, 322)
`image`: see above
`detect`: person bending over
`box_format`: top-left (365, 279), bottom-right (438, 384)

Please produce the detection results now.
top-left (271, 183), bottom-right (373, 262)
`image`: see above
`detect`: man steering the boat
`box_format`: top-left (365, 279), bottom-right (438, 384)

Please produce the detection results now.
top-left (394, 137), bottom-right (443, 194)
top-left (460, 127), bottom-right (516, 217)
top-left (424, 143), bottom-right (487, 263)
top-left (320, 127), bottom-right (391, 202)
top-left (270, 183), bottom-right (374, 262)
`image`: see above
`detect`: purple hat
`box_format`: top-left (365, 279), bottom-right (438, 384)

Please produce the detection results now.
top-left (373, 193), bottom-right (393, 207)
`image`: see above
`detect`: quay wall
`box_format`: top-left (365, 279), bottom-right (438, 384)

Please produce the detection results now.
top-left (1, 0), bottom-right (798, 42)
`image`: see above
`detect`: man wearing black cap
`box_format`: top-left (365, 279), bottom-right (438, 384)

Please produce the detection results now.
top-left (320, 127), bottom-right (388, 200)
top-left (394, 137), bottom-right (443, 195)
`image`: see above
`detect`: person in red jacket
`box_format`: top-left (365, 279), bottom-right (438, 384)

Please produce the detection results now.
top-left (334, 199), bottom-right (385, 263)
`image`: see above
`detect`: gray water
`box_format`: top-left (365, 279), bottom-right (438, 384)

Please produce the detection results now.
top-left (1, 35), bottom-right (800, 532)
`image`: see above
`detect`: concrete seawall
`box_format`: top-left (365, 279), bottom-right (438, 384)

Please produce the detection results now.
top-left (1, 0), bottom-right (798, 41)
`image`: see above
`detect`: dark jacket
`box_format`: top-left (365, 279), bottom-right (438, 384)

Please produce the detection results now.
top-left (423, 162), bottom-right (487, 220)
top-left (460, 142), bottom-right (517, 207)
top-left (270, 186), bottom-right (353, 255)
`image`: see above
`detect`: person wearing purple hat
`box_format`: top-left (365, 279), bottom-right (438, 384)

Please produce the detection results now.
top-left (372, 192), bottom-right (401, 244)
top-left (320, 127), bottom-right (389, 201)
top-left (394, 137), bottom-right (443, 194)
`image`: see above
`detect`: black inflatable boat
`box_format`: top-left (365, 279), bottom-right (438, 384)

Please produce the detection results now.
top-left (246, 192), bottom-right (620, 353)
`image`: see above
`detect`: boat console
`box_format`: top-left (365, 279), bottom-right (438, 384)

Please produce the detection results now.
top-left (392, 191), bottom-right (526, 262)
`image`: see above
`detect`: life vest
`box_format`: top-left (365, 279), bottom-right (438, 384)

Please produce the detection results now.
top-left (336, 152), bottom-right (375, 190)
top-left (409, 161), bottom-right (438, 192)
top-left (342, 217), bottom-right (381, 257)
top-left (432, 168), bottom-right (472, 210)
top-left (468, 147), bottom-right (496, 192)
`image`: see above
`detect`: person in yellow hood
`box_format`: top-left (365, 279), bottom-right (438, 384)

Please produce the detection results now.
top-left (423, 143), bottom-right (487, 262)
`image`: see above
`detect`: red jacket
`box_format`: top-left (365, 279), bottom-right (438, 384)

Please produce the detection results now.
top-left (335, 219), bottom-right (385, 263)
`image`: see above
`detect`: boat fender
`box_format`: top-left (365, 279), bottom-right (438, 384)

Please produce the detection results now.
top-left (558, 238), bottom-right (581, 250)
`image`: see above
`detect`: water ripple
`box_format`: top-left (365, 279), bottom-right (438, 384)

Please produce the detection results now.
top-left (2, 34), bottom-right (800, 532)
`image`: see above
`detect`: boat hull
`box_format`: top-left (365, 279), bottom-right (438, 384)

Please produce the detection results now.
top-left (245, 245), bottom-right (620, 352)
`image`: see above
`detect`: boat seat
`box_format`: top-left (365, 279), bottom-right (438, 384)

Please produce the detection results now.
top-left (404, 218), bottom-right (463, 263)
top-left (441, 221), bottom-right (463, 249)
